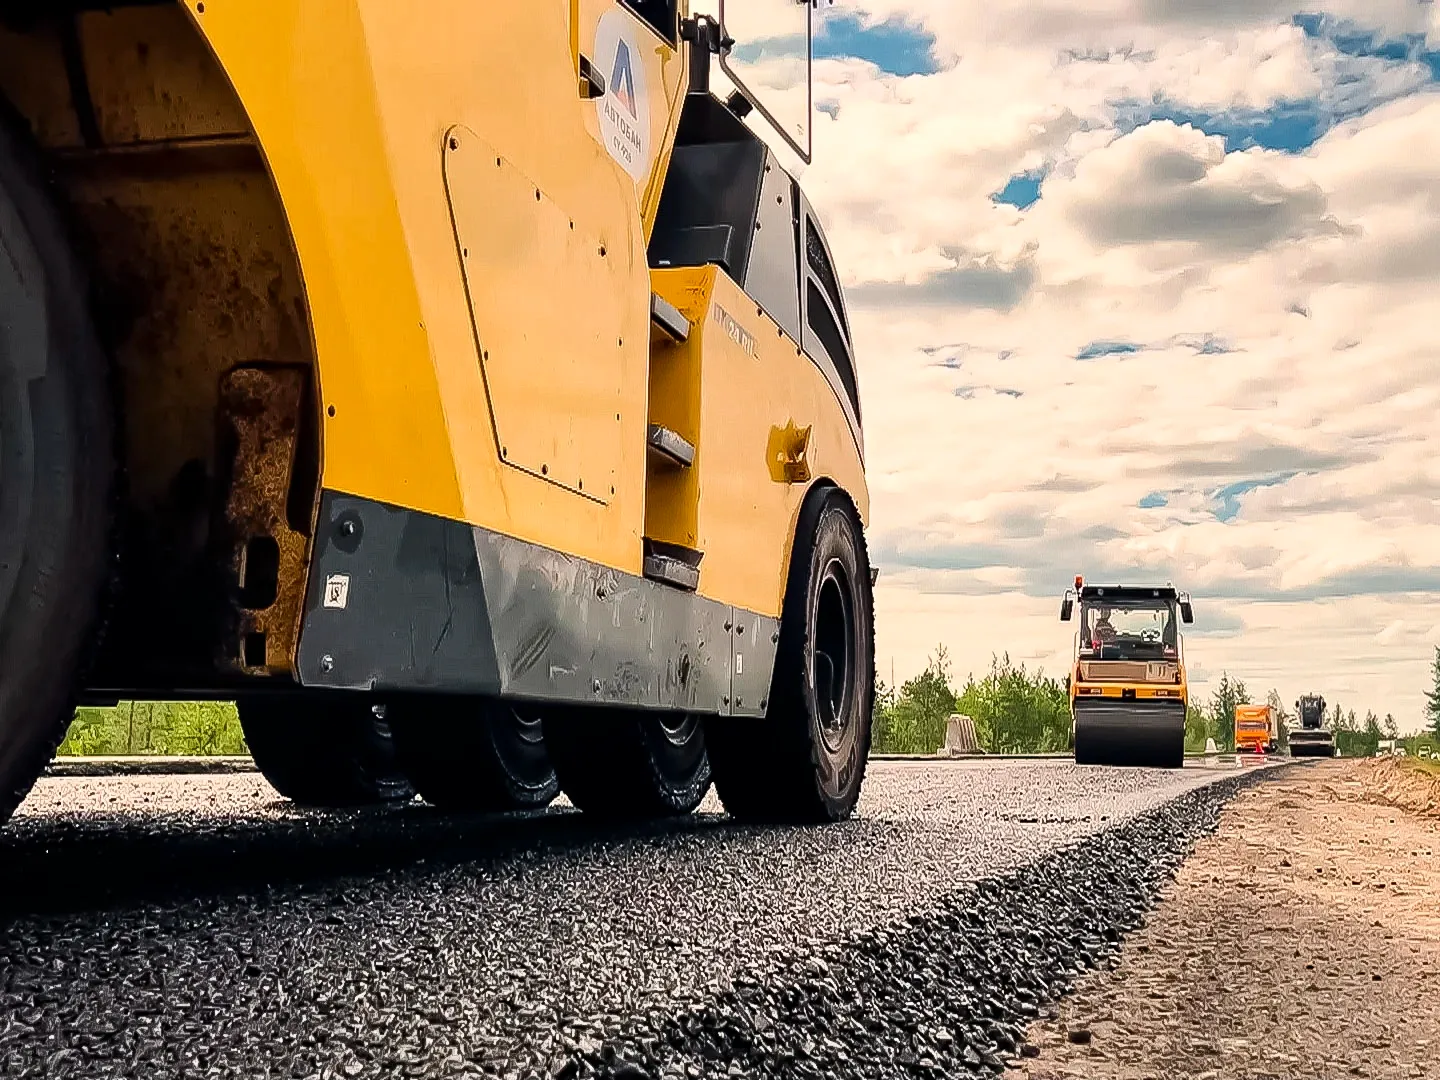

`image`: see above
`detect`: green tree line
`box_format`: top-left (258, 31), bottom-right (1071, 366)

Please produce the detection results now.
top-left (872, 648), bottom-right (1419, 758)
top-left (50, 643), bottom-right (1440, 759)
top-left (873, 648), bottom-right (1070, 754)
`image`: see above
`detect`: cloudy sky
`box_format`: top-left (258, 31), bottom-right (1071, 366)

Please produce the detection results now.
top-left (739, 1), bottom-right (1440, 728)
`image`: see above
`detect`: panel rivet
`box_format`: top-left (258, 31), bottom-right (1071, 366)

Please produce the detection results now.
top-left (592, 679), bottom-right (602, 693)
top-left (320, 655), bottom-right (334, 673)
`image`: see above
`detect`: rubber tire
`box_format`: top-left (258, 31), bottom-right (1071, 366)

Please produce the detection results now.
top-left (389, 697), bottom-right (560, 812)
top-left (0, 116), bottom-right (114, 826)
top-left (544, 708), bottom-right (711, 820)
top-left (239, 696), bottom-right (413, 807)
top-left (706, 487), bottom-right (875, 823)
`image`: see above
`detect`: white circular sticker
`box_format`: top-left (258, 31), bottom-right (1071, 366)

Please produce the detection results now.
top-left (594, 10), bottom-right (652, 183)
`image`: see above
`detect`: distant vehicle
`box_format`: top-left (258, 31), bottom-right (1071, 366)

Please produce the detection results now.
top-left (1235, 704), bottom-right (1278, 756)
top-left (1060, 577), bottom-right (1194, 769)
top-left (1289, 694), bottom-right (1337, 758)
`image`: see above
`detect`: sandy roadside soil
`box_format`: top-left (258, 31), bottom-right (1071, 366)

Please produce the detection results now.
top-left (1014, 759), bottom-right (1440, 1080)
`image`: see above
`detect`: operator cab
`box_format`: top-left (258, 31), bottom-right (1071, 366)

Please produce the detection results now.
top-left (1061, 581), bottom-right (1194, 663)
top-left (647, 0), bottom-right (861, 451)
top-left (1296, 695), bottom-right (1327, 728)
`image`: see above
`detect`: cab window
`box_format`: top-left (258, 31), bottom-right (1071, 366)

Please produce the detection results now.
top-left (623, 0), bottom-right (678, 44)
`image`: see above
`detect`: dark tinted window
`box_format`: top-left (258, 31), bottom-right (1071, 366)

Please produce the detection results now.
top-left (623, 0), bottom-right (678, 43)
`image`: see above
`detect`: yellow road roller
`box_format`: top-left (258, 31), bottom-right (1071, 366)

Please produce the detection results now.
top-left (1061, 577), bottom-right (1193, 769)
top-left (0, 0), bottom-right (873, 825)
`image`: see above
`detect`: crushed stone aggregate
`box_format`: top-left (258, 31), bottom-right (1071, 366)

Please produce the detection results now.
top-left (0, 759), bottom-right (1272, 1078)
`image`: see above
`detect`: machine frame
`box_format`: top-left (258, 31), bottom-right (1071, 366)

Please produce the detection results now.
top-left (0, 0), bottom-right (874, 824)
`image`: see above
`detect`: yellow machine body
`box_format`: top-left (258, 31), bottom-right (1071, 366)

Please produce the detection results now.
top-left (1070, 660), bottom-right (1189, 709)
top-left (0, 0), bottom-right (868, 712)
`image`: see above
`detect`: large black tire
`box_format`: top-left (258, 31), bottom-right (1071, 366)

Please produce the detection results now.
top-left (389, 697), bottom-right (559, 812)
top-left (706, 487), bottom-right (874, 823)
top-left (544, 708), bottom-right (711, 820)
top-left (0, 117), bottom-right (115, 826)
top-left (238, 696), bottom-right (413, 807)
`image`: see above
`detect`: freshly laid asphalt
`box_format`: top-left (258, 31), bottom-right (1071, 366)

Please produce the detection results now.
top-left (0, 759), bottom-right (1275, 1079)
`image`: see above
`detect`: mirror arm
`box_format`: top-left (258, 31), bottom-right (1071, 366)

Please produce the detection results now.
top-left (679, 15), bottom-right (733, 95)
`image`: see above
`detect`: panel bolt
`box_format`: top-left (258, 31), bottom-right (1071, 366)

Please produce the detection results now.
top-left (340, 520), bottom-right (356, 537)
top-left (320, 654), bottom-right (334, 673)
top-left (724, 621), bottom-right (732, 631)
top-left (593, 679), bottom-right (602, 693)
top-left (771, 631), bottom-right (779, 643)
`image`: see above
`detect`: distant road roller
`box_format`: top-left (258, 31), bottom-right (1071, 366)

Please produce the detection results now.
top-left (1060, 577), bottom-right (1194, 769)
top-left (1288, 694), bottom-right (1337, 758)
top-left (0, 0), bottom-right (873, 826)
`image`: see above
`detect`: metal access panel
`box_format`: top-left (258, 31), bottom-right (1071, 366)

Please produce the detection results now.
top-left (443, 125), bottom-right (628, 502)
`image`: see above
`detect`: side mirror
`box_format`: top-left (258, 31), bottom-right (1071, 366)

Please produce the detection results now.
top-left (1060, 597), bottom-right (1073, 622)
top-left (1179, 600), bottom-right (1194, 624)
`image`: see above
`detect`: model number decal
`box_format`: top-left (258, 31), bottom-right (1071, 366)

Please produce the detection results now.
top-left (712, 303), bottom-right (756, 357)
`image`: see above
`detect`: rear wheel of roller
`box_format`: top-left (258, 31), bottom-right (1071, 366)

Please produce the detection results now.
top-left (544, 708), bottom-right (711, 820)
top-left (389, 697), bottom-right (559, 812)
top-left (706, 487), bottom-right (874, 823)
top-left (0, 114), bottom-right (115, 827)
top-left (239, 696), bottom-right (414, 807)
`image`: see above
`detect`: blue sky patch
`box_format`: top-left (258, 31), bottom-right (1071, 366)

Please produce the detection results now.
top-left (1138, 492), bottom-right (1169, 509)
top-left (1114, 98), bottom-right (1328, 153)
top-left (1211, 473), bottom-right (1297, 522)
top-left (1076, 340), bottom-right (1143, 361)
top-left (1108, 14), bottom-right (1440, 157)
top-left (815, 13), bottom-right (939, 77)
top-left (992, 169), bottom-right (1047, 210)
top-left (1294, 13), bottom-right (1440, 82)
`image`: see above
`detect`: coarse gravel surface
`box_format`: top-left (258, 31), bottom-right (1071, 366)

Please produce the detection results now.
top-left (2, 759), bottom-right (1269, 1079)
top-left (1015, 760), bottom-right (1440, 1080)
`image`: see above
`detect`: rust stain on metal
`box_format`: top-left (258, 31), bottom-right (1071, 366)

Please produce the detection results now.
top-left (218, 365), bottom-right (310, 674)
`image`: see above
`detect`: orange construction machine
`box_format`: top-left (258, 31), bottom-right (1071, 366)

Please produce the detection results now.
top-left (1234, 703), bottom-right (1278, 756)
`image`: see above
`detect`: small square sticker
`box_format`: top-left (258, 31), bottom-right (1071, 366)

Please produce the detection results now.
top-left (323, 574), bottom-right (350, 610)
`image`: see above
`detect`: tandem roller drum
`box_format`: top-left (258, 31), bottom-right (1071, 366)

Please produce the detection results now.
top-left (1073, 700), bottom-right (1186, 769)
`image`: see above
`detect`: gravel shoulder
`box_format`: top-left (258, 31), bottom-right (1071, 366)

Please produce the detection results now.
top-left (1015, 759), bottom-right (1440, 1080)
